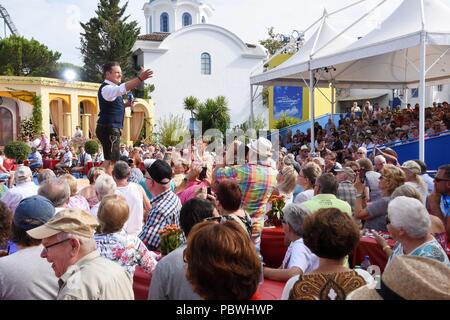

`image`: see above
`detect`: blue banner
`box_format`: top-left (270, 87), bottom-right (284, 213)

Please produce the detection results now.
top-left (273, 86), bottom-right (303, 120)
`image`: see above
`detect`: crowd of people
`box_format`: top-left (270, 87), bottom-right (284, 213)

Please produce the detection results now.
top-left (281, 101), bottom-right (450, 165)
top-left (0, 104), bottom-right (449, 300)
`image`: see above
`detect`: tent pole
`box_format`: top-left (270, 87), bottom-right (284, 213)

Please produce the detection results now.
top-left (331, 84), bottom-right (335, 116)
top-left (419, 32), bottom-right (426, 162)
top-left (310, 70), bottom-right (315, 152)
top-left (250, 85), bottom-right (255, 129)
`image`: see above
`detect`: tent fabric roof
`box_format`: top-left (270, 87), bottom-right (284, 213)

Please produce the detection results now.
top-left (250, 11), bottom-right (354, 86)
top-left (312, 0), bottom-right (450, 88)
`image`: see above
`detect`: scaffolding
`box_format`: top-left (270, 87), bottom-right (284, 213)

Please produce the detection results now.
top-left (0, 4), bottom-right (19, 38)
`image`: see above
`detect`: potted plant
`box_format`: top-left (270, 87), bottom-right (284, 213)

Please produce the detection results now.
top-left (265, 194), bottom-right (286, 227)
top-left (84, 140), bottom-right (99, 157)
top-left (4, 141), bottom-right (31, 164)
top-left (158, 224), bottom-right (183, 256)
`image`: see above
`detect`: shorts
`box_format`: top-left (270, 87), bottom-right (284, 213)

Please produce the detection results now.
top-left (96, 124), bottom-right (121, 161)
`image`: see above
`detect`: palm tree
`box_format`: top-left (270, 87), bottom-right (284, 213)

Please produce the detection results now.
top-left (183, 96), bottom-right (199, 119)
top-left (196, 96), bottom-right (231, 134)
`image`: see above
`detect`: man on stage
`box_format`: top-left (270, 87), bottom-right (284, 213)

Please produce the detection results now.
top-left (96, 62), bottom-right (153, 174)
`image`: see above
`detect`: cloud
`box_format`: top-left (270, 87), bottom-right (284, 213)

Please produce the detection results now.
top-left (274, 106), bottom-right (301, 120)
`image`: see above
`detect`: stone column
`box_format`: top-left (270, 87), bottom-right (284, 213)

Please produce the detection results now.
top-left (123, 115), bottom-right (132, 146)
top-left (145, 117), bottom-right (152, 141)
top-left (63, 113), bottom-right (72, 137)
top-left (82, 114), bottom-right (91, 139)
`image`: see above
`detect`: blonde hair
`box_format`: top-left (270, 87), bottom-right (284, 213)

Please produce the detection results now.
top-left (60, 174), bottom-right (78, 196)
top-left (301, 162), bottom-right (323, 187)
top-left (277, 165), bottom-right (298, 194)
top-left (97, 194), bottom-right (129, 234)
top-left (381, 164), bottom-right (406, 195)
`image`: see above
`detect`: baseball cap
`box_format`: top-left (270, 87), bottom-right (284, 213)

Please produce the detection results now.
top-left (300, 145), bottom-right (310, 151)
top-left (14, 166), bottom-right (32, 184)
top-left (14, 195), bottom-right (55, 231)
top-left (27, 208), bottom-right (98, 240)
top-left (147, 159), bottom-right (172, 185)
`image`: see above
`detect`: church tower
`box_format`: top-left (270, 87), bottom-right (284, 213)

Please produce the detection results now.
top-left (143, 0), bottom-right (214, 34)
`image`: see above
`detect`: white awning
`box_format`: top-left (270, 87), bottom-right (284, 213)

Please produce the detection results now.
top-left (338, 94), bottom-right (388, 102)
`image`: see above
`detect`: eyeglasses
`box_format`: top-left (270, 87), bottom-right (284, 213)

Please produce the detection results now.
top-left (42, 238), bottom-right (71, 254)
top-left (435, 177), bottom-right (450, 183)
top-left (205, 216), bottom-right (234, 224)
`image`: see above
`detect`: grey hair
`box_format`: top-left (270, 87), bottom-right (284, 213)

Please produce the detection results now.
top-left (38, 169), bottom-right (56, 184)
top-left (277, 166), bottom-right (298, 194)
top-left (56, 232), bottom-right (97, 252)
top-left (388, 196), bottom-right (431, 239)
top-left (112, 161), bottom-right (130, 180)
top-left (391, 184), bottom-right (422, 201)
top-left (282, 203), bottom-right (310, 237)
top-left (95, 174), bottom-right (117, 201)
top-left (38, 178), bottom-right (70, 207)
top-left (374, 155), bottom-right (386, 165)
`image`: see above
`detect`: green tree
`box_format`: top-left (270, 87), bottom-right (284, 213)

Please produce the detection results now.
top-left (259, 27), bottom-right (285, 56)
top-left (183, 96), bottom-right (199, 119)
top-left (195, 96), bottom-right (231, 135)
top-left (158, 114), bottom-right (188, 147)
top-left (235, 115), bottom-right (267, 132)
top-left (274, 112), bottom-right (301, 129)
top-left (80, 0), bottom-right (140, 82)
top-left (0, 35), bottom-right (61, 76)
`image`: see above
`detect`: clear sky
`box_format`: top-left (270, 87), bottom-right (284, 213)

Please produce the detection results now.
top-left (2, 0), bottom-right (448, 66)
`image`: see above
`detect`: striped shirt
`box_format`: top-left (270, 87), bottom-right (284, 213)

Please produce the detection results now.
top-left (215, 163), bottom-right (277, 236)
top-left (139, 189), bottom-right (182, 251)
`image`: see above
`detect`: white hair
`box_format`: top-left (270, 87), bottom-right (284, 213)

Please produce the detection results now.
top-left (95, 174), bottom-right (117, 201)
top-left (56, 232), bottom-right (96, 252)
top-left (388, 196), bottom-right (431, 238)
top-left (358, 147), bottom-right (367, 154)
top-left (374, 155), bottom-right (386, 165)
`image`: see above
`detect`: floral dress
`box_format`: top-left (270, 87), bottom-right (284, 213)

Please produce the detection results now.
top-left (95, 230), bottom-right (160, 276)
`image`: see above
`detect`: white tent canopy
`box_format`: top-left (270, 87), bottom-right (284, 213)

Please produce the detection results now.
top-left (312, 0), bottom-right (450, 89)
top-left (250, 10), bottom-right (355, 87)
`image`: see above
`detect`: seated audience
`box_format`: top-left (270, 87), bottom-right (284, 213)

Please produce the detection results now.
top-left (294, 162), bottom-right (322, 204)
top-left (264, 203), bottom-right (319, 282)
top-left (1, 166), bottom-right (38, 213)
top-left (60, 174), bottom-right (90, 212)
top-left (91, 174), bottom-right (117, 218)
top-left (282, 208), bottom-right (373, 300)
top-left (78, 167), bottom-right (105, 208)
top-left (373, 196), bottom-right (450, 267)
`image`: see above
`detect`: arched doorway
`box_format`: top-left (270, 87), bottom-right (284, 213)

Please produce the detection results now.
top-left (49, 99), bottom-right (71, 138)
top-left (0, 107), bottom-right (14, 146)
top-left (80, 100), bottom-right (97, 138)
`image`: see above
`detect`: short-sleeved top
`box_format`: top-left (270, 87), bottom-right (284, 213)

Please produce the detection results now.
top-left (302, 194), bottom-right (352, 216)
top-left (365, 197), bottom-right (390, 232)
top-left (215, 163), bottom-right (277, 235)
top-left (281, 238), bottom-right (319, 273)
top-left (388, 237), bottom-right (450, 267)
top-left (95, 230), bottom-right (159, 276)
top-left (294, 189), bottom-right (314, 204)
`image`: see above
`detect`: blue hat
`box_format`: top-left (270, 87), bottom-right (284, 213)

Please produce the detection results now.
top-left (14, 195), bottom-right (55, 231)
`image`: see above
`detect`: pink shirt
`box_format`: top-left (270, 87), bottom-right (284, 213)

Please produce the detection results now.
top-left (67, 195), bottom-right (91, 212)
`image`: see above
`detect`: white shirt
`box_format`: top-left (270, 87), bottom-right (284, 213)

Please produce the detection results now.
top-left (0, 181), bottom-right (39, 213)
top-left (63, 151), bottom-right (73, 167)
top-left (405, 181), bottom-right (429, 205)
top-left (115, 182), bottom-right (144, 237)
top-left (101, 79), bottom-right (128, 102)
top-left (294, 189), bottom-right (315, 204)
top-left (281, 238), bottom-right (319, 272)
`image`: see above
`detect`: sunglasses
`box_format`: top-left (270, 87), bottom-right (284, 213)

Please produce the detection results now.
top-left (205, 216), bottom-right (234, 224)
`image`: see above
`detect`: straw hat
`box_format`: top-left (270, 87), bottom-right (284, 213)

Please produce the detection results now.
top-left (347, 256), bottom-right (450, 300)
top-left (247, 137), bottom-right (273, 158)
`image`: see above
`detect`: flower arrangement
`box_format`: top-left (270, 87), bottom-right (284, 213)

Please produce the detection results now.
top-left (265, 194), bottom-right (286, 227)
top-left (158, 224), bottom-right (183, 256)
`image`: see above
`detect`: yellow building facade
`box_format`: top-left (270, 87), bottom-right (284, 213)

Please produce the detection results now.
top-left (266, 54), bottom-right (334, 129)
top-left (0, 76), bottom-right (154, 146)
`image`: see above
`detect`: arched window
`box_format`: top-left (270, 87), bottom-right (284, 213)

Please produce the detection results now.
top-left (182, 13), bottom-right (192, 27)
top-left (201, 53), bottom-right (211, 75)
top-left (160, 12), bottom-right (169, 32)
top-left (201, 16), bottom-right (206, 24)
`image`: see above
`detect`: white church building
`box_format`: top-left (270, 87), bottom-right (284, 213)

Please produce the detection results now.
top-left (132, 0), bottom-right (267, 127)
